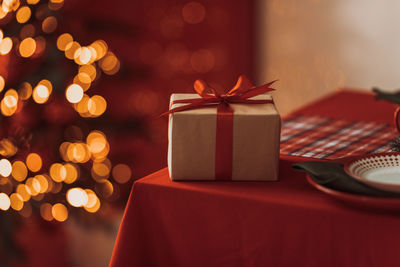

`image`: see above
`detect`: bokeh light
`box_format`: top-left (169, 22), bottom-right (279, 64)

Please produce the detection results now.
top-left (33, 85), bottom-right (50, 103)
top-left (35, 174), bottom-right (48, 193)
top-left (66, 142), bottom-right (90, 163)
top-left (16, 6), bottom-right (31, 23)
top-left (86, 131), bottom-right (109, 160)
top-left (88, 95), bottom-right (107, 117)
top-left (63, 163), bottom-right (78, 184)
top-left (50, 163), bottom-right (66, 182)
top-left (32, 193), bottom-right (44, 201)
top-left (182, 2), bottom-right (206, 24)
top-left (74, 46), bottom-right (91, 65)
top-left (25, 177), bottom-right (40, 196)
top-left (33, 36), bottom-right (46, 55)
top-left (34, 4), bottom-right (47, 20)
top-left (1, 95), bottom-right (17, 116)
top-left (42, 16), bottom-right (57, 33)
top-left (65, 41), bottom-right (80, 60)
top-left (0, 159), bottom-right (12, 177)
top-left (87, 131), bottom-right (106, 153)
top-left (73, 72), bottom-right (91, 91)
top-left (67, 187), bottom-right (88, 207)
top-left (51, 181), bottom-right (62, 194)
top-left (19, 37), bottom-right (36, 57)
top-left (79, 64), bottom-right (97, 81)
top-left (76, 72), bottom-right (91, 84)
top-left (99, 52), bottom-right (120, 75)
top-left (0, 104), bottom-right (16, 117)
top-left (10, 193), bottom-right (23, 211)
top-left (74, 94), bottom-right (90, 117)
top-left (0, 37), bottom-right (13, 55)
top-left (91, 160), bottom-right (110, 180)
top-left (0, 193), bottom-right (10, 210)
top-left (112, 164), bottom-right (132, 184)
top-left (84, 189), bottom-right (99, 210)
top-left (0, 139), bottom-right (17, 157)
top-left (57, 33), bottom-right (73, 51)
top-left (20, 24), bottom-right (35, 39)
top-left (40, 203), bottom-right (53, 221)
top-left (11, 161), bottom-right (28, 181)
top-left (90, 40), bottom-right (107, 60)
top-left (43, 175), bottom-right (53, 192)
top-left (4, 89), bottom-right (19, 108)
top-left (96, 179), bottom-right (113, 198)
top-left (51, 203), bottom-right (68, 222)
top-left (19, 202), bottom-right (32, 217)
top-left (2, 0), bottom-right (20, 12)
top-left (84, 191), bottom-right (100, 213)
top-left (18, 82), bottom-right (32, 100)
top-left (66, 84), bottom-right (83, 103)
top-left (26, 153), bottom-right (42, 172)
top-left (48, 0), bottom-right (63, 10)
top-left (38, 79), bottom-right (53, 93)
top-left (16, 184), bottom-right (31, 202)
top-left (74, 94), bottom-right (107, 118)
top-left (59, 142), bottom-right (71, 161)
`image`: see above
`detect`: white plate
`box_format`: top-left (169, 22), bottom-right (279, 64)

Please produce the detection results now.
top-left (344, 153), bottom-right (400, 193)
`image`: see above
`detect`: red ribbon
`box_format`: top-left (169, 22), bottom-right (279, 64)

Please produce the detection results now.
top-left (164, 75), bottom-right (276, 180)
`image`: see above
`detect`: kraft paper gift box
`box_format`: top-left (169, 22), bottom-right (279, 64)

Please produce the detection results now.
top-left (167, 76), bottom-right (281, 181)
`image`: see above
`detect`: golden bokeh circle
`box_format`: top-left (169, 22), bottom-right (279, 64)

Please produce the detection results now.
top-left (26, 153), bottom-right (42, 172)
top-left (42, 16), bottom-right (58, 33)
top-left (19, 37), bottom-right (36, 57)
top-left (16, 6), bottom-right (31, 24)
top-left (51, 203), bottom-right (68, 222)
top-left (57, 33), bottom-right (73, 51)
top-left (11, 161), bottom-right (28, 181)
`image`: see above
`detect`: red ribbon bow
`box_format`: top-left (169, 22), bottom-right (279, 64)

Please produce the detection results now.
top-left (163, 75), bottom-right (276, 116)
top-left (165, 75), bottom-right (276, 180)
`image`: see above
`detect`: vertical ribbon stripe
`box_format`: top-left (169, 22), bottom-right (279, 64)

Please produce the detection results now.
top-left (215, 103), bottom-right (234, 180)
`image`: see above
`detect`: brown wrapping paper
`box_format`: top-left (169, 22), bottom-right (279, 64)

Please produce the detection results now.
top-left (168, 93), bottom-right (281, 181)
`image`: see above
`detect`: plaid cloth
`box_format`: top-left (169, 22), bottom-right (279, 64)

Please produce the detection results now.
top-left (280, 115), bottom-right (398, 159)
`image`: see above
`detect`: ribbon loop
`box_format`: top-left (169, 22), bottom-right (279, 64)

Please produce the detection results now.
top-left (229, 75), bottom-right (255, 95)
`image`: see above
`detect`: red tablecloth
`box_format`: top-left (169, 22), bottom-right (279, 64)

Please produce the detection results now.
top-left (110, 89), bottom-right (400, 267)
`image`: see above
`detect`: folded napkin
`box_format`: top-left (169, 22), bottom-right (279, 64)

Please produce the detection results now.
top-left (373, 87), bottom-right (400, 105)
top-left (293, 161), bottom-right (400, 197)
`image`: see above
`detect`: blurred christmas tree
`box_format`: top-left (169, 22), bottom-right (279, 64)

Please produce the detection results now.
top-left (0, 0), bottom-right (133, 227)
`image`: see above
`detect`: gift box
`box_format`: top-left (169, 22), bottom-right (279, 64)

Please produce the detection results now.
top-left (166, 75), bottom-right (281, 181)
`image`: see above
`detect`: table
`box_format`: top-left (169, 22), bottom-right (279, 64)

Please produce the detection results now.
top-left (110, 89), bottom-right (400, 267)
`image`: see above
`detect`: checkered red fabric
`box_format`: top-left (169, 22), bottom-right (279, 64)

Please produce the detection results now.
top-left (280, 115), bottom-right (398, 159)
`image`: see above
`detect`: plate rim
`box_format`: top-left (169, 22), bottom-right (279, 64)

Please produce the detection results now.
top-left (343, 152), bottom-right (400, 188)
top-left (306, 174), bottom-right (400, 206)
